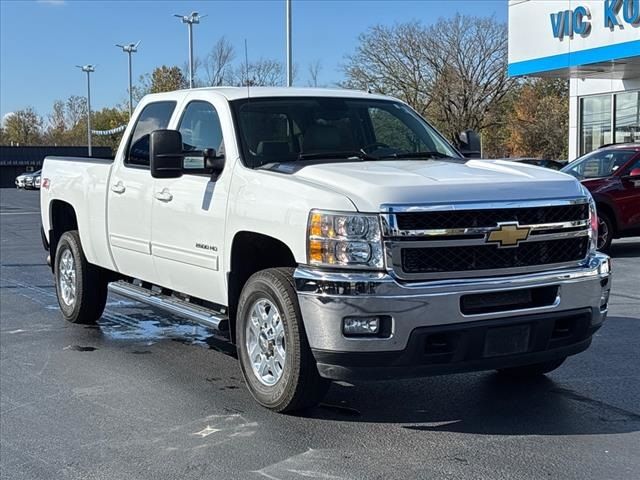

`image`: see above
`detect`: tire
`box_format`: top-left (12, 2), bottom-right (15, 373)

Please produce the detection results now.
top-left (496, 357), bottom-right (566, 378)
top-left (54, 230), bottom-right (108, 324)
top-left (597, 210), bottom-right (614, 252)
top-left (236, 268), bottom-right (330, 412)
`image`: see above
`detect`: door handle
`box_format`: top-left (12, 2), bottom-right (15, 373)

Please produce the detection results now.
top-left (111, 181), bottom-right (125, 194)
top-left (154, 189), bottom-right (173, 202)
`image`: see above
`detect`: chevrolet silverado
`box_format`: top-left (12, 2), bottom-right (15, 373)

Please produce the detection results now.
top-left (40, 87), bottom-right (612, 412)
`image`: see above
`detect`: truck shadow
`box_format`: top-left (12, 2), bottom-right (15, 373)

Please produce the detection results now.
top-left (608, 239), bottom-right (640, 258)
top-left (309, 373), bottom-right (640, 436)
top-left (89, 301), bottom-right (639, 437)
top-left (306, 315), bottom-right (640, 436)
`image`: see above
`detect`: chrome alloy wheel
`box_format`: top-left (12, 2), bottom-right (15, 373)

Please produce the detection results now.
top-left (58, 248), bottom-right (77, 306)
top-left (245, 298), bottom-right (286, 386)
top-left (597, 217), bottom-right (609, 250)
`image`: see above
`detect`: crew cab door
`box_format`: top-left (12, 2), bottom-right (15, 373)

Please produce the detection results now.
top-left (107, 101), bottom-right (177, 282)
top-left (150, 98), bottom-right (230, 304)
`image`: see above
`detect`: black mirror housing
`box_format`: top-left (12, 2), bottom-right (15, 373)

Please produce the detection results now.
top-left (204, 148), bottom-right (225, 174)
top-left (457, 129), bottom-right (482, 158)
top-left (150, 129), bottom-right (184, 179)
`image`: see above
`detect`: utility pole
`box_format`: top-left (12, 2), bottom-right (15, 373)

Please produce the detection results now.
top-left (116, 41), bottom-right (140, 117)
top-left (286, 0), bottom-right (292, 87)
top-left (174, 12), bottom-right (206, 88)
top-left (76, 64), bottom-right (95, 156)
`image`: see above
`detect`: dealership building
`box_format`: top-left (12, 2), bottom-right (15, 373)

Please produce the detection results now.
top-left (508, 0), bottom-right (639, 160)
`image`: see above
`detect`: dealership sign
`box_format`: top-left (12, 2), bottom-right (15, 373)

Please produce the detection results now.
top-left (551, 0), bottom-right (640, 40)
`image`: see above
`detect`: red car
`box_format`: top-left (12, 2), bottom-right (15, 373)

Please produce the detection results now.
top-left (562, 143), bottom-right (640, 251)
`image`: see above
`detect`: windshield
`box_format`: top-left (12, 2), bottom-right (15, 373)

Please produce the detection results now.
top-left (230, 97), bottom-right (461, 168)
top-left (561, 149), bottom-right (636, 180)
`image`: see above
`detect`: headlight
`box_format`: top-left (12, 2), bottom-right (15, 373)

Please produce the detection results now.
top-left (307, 210), bottom-right (384, 269)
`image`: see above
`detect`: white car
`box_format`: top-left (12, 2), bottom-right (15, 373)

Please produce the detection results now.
top-left (15, 172), bottom-right (28, 188)
top-left (39, 87), bottom-right (612, 412)
top-left (15, 170), bottom-right (41, 189)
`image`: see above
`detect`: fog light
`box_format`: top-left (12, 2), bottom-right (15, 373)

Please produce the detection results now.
top-left (343, 316), bottom-right (380, 336)
top-left (598, 258), bottom-right (610, 275)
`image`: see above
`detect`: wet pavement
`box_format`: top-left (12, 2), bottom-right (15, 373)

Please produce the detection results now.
top-left (1, 188), bottom-right (639, 480)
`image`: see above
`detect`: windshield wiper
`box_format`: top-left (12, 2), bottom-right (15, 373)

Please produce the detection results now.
top-left (297, 150), bottom-right (376, 161)
top-left (377, 151), bottom-right (452, 160)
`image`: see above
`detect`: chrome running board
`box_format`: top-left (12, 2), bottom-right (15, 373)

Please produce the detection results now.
top-left (108, 281), bottom-right (229, 331)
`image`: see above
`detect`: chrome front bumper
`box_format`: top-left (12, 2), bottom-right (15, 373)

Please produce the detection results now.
top-left (295, 253), bottom-right (611, 354)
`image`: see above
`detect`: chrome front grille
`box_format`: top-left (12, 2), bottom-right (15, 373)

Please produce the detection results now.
top-left (395, 203), bottom-right (588, 231)
top-left (381, 198), bottom-right (592, 280)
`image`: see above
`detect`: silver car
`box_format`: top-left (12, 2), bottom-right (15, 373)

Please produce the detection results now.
top-left (22, 170), bottom-right (42, 190)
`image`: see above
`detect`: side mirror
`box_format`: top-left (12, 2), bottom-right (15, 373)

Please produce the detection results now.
top-left (204, 148), bottom-right (225, 178)
top-left (457, 129), bottom-right (481, 158)
top-left (150, 129), bottom-right (183, 179)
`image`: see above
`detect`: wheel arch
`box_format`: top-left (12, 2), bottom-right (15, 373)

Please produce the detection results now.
top-left (49, 200), bottom-right (79, 271)
top-left (227, 231), bottom-right (297, 343)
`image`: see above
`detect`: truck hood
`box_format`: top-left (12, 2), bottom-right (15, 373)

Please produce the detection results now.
top-left (291, 159), bottom-right (585, 211)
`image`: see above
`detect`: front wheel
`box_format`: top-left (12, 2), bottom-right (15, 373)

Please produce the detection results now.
top-left (236, 268), bottom-right (330, 412)
top-left (54, 230), bottom-right (108, 324)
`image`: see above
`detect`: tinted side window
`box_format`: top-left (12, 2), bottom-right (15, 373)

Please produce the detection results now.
top-left (178, 101), bottom-right (224, 154)
top-left (566, 150), bottom-right (636, 179)
top-left (126, 101), bottom-right (177, 167)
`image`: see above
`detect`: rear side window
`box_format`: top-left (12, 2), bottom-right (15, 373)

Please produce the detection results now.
top-left (563, 149), bottom-right (636, 180)
top-left (126, 101), bottom-right (177, 167)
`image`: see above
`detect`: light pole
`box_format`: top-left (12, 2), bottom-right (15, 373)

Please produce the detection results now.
top-left (174, 12), bottom-right (206, 88)
top-left (116, 41), bottom-right (140, 117)
top-left (286, 0), bottom-right (292, 87)
top-left (76, 64), bottom-right (95, 156)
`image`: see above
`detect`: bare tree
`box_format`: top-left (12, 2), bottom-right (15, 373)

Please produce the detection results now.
top-left (426, 15), bottom-right (515, 141)
top-left (342, 22), bottom-right (435, 115)
top-left (181, 57), bottom-right (204, 87)
top-left (64, 95), bottom-right (88, 130)
top-left (233, 58), bottom-right (285, 86)
top-left (342, 16), bottom-right (515, 143)
top-left (204, 37), bottom-right (236, 86)
top-left (307, 60), bottom-right (322, 87)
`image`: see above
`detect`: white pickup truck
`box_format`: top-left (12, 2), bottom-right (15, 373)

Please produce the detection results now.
top-left (40, 87), bottom-right (612, 412)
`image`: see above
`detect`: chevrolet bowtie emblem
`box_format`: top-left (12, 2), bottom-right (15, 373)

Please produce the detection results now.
top-left (486, 223), bottom-right (531, 248)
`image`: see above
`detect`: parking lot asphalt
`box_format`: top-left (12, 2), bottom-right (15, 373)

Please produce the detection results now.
top-left (1, 187), bottom-right (639, 480)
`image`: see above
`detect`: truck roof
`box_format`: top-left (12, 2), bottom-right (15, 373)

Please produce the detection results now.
top-left (142, 86), bottom-right (396, 103)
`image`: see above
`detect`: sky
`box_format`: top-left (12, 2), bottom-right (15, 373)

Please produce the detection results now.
top-left (0, 0), bottom-right (507, 123)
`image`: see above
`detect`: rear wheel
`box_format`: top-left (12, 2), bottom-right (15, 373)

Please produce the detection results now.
top-left (236, 268), bottom-right (330, 412)
top-left (597, 211), bottom-right (613, 252)
top-left (496, 357), bottom-right (566, 378)
top-left (54, 230), bottom-right (108, 324)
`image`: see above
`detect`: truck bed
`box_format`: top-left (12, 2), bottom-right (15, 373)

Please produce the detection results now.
top-left (40, 156), bottom-right (116, 271)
